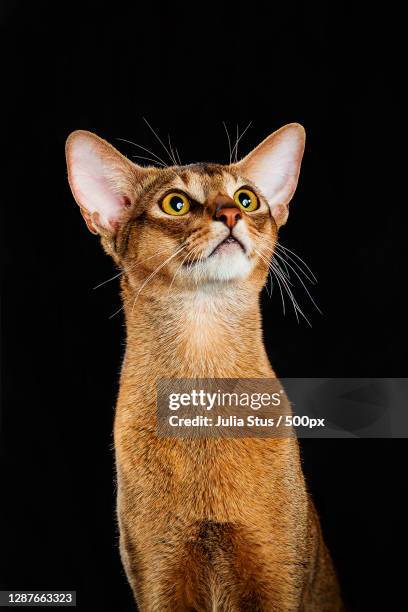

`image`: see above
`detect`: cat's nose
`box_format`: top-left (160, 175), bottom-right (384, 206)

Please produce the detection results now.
top-left (214, 205), bottom-right (242, 229)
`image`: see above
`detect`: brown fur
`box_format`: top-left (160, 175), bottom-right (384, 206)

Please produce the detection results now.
top-left (66, 130), bottom-right (343, 611)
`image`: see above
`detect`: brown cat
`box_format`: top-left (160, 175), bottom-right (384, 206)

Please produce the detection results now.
top-left (65, 124), bottom-right (343, 611)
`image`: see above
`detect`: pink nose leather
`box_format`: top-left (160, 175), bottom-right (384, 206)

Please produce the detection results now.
top-left (215, 205), bottom-right (242, 229)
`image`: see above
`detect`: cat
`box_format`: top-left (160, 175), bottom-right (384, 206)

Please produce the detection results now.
top-left (65, 124), bottom-right (343, 611)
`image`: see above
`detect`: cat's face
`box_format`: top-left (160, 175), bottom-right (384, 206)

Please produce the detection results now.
top-left (65, 124), bottom-right (305, 293)
top-left (114, 164), bottom-right (276, 288)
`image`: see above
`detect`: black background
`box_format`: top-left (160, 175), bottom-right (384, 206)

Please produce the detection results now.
top-left (0, 1), bottom-right (405, 611)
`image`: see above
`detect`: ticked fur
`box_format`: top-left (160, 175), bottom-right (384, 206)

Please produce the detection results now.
top-left (65, 125), bottom-right (343, 611)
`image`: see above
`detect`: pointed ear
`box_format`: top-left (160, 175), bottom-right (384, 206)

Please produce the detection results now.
top-left (235, 123), bottom-right (305, 227)
top-left (65, 130), bottom-right (147, 234)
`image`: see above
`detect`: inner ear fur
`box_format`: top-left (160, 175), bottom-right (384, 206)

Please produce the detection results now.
top-left (65, 130), bottom-right (148, 235)
top-left (234, 123), bottom-right (306, 227)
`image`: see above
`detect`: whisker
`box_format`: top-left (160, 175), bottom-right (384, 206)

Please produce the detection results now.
top-left (258, 241), bottom-right (311, 290)
top-left (263, 273), bottom-right (271, 298)
top-left (254, 248), bottom-right (274, 298)
top-left (167, 246), bottom-right (196, 294)
top-left (274, 251), bottom-right (291, 278)
top-left (234, 124), bottom-right (239, 164)
top-left (93, 269), bottom-right (124, 290)
top-left (257, 245), bottom-right (292, 284)
top-left (270, 256), bottom-right (293, 284)
top-left (175, 147), bottom-right (182, 165)
top-left (275, 247), bottom-right (315, 284)
top-left (269, 265), bottom-right (286, 315)
top-left (108, 304), bottom-right (125, 320)
top-left (189, 246), bottom-right (205, 272)
top-left (142, 117), bottom-right (176, 166)
top-left (222, 121), bottom-right (232, 165)
top-left (273, 261), bottom-right (312, 326)
top-left (131, 244), bottom-right (188, 311)
top-left (255, 247), bottom-right (312, 326)
top-left (116, 137), bottom-right (168, 167)
top-left (167, 133), bottom-right (179, 166)
top-left (188, 247), bottom-right (206, 285)
top-left (272, 257), bottom-right (313, 325)
top-left (270, 261), bottom-right (301, 323)
top-left (275, 243), bottom-right (318, 282)
top-left (94, 248), bottom-right (171, 290)
top-left (131, 154), bottom-right (167, 167)
top-left (231, 121), bottom-right (252, 162)
top-left (255, 248), bottom-right (285, 313)
top-left (107, 248), bottom-right (178, 318)
top-left (274, 252), bottom-right (322, 314)
top-left (264, 242), bottom-right (320, 318)
top-left (260, 245), bottom-right (318, 318)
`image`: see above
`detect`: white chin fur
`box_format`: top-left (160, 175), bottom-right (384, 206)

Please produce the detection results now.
top-left (190, 250), bottom-right (252, 282)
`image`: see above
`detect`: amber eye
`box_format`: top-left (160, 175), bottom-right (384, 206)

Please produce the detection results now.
top-left (161, 192), bottom-right (191, 216)
top-left (234, 188), bottom-right (259, 212)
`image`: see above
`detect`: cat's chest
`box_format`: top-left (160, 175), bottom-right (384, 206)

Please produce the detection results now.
top-left (123, 289), bottom-right (271, 381)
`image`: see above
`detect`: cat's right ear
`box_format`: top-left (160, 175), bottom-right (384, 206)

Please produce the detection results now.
top-left (65, 130), bottom-right (147, 235)
top-left (235, 123), bottom-right (305, 227)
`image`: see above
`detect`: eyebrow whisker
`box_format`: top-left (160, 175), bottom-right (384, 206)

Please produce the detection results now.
top-left (167, 133), bottom-right (179, 166)
top-left (142, 117), bottom-right (177, 166)
top-left (116, 137), bottom-right (169, 167)
top-left (231, 121), bottom-right (252, 163)
top-left (131, 154), bottom-right (167, 167)
top-left (222, 121), bottom-right (233, 165)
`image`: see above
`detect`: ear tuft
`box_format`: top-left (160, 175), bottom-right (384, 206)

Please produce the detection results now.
top-left (65, 130), bottom-right (145, 234)
top-left (235, 123), bottom-right (305, 227)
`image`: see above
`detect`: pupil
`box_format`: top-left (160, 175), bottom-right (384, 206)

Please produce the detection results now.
top-left (170, 196), bottom-right (184, 211)
top-left (239, 193), bottom-right (251, 207)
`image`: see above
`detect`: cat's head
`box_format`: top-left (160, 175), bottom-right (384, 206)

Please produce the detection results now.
top-left (65, 124), bottom-right (305, 295)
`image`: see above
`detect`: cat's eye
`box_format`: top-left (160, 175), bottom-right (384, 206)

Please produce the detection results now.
top-left (234, 188), bottom-right (259, 212)
top-left (161, 192), bottom-right (191, 216)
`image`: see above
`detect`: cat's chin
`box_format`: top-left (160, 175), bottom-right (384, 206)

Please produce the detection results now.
top-left (191, 249), bottom-right (253, 283)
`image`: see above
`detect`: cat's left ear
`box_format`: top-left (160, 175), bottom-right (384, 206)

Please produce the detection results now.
top-left (235, 123), bottom-right (305, 227)
top-left (65, 130), bottom-right (148, 235)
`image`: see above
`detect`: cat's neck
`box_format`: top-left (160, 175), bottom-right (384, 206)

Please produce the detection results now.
top-left (121, 283), bottom-right (273, 379)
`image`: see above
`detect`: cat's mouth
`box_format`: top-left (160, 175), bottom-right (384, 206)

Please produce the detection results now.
top-left (182, 235), bottom-right (247, 268)
top-left (208, 235), bottom-right (246, 257)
